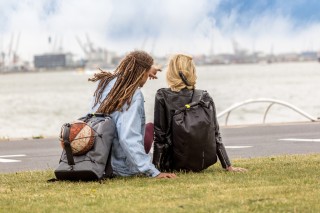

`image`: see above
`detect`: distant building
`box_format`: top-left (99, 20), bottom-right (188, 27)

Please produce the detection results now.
top-left (299, 51), bottom-right (318, 61)
top-left (34, 53), bottom-right (74, 69)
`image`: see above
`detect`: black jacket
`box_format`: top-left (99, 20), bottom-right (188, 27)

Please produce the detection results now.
top-left (153, 88), bottom-right (231, 169)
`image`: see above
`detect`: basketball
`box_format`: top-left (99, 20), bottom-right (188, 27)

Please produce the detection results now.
top-left (60, 120), bottom-right (95, 155)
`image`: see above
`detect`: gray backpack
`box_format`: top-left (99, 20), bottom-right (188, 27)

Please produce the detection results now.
top-left (54, 113), bottom-right (115, 181)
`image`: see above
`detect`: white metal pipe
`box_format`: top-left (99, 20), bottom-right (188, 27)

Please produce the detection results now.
top-left (217, 98), bottom-right (318, 125)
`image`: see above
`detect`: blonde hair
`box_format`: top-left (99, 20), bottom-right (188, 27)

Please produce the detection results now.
top-left (166, 54), bottom-right (197, 92)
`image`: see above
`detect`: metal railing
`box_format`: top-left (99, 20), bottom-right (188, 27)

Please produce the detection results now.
top-left (217, 98), bottom-right (318, 126)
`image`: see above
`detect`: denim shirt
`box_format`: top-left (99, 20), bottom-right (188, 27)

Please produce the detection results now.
top-left (88, 78), bottom-right (160, 177)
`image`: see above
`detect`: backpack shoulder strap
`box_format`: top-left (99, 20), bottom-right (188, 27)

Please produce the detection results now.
top-left (62, 123), bottom-right (75, 165)
top-left (191, 89), bottom-right (204, 103)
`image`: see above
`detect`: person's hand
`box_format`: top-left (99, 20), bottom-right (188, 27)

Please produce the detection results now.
top-left (226, 166), bottom-right (247, 172)
top-left (155, 172), bottom-right (177, 179)
top-left (148, 66), bottom-right (162, 80)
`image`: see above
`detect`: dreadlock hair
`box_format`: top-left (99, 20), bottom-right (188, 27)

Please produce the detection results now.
top-left (88, 50), bottom-right (154, 114)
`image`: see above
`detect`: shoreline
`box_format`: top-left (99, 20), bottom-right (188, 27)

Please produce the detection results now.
top-left (0, 67), bottom-right (85, 75)
top-left (1, 61), bottom-right (318, 75)
top-left (0, 135), bottom-right (57, 142)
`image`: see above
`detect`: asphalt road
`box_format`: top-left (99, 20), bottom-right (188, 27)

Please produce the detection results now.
top-left (1, 122), bottom-right (319, 173)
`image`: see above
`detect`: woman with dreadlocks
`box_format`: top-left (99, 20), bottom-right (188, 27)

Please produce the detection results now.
top-left (88, 50), bottom-right (176, 179)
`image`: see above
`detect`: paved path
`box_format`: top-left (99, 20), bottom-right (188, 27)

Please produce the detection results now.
top-left (1, 122), bottom-right (319, 173)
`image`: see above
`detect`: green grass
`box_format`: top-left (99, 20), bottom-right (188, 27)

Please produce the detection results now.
top-left (1, 154), bottom-right (319, 213)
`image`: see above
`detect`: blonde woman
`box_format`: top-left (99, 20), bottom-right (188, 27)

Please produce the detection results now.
top-left (152, 54), bottom-right (246, 172)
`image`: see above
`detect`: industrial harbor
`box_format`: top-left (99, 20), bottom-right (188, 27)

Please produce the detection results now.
top-left (1, 34), bottom-right (320, 74)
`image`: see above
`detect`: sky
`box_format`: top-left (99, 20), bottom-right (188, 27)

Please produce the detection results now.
top-left (1, 0), bottom-right (320, 61)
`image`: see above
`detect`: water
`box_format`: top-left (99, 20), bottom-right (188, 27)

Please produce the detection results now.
top-left (1, 62), bottom-right (319, 138)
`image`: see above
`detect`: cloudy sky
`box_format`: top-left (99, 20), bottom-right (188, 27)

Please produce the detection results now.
top-left (1, 0), bottom-right (320, 61)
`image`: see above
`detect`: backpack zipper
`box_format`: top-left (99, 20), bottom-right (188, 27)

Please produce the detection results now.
top-left (202, 151), bottom-right (205, 169)
top-left (158, 153), bottom-right (162, 168)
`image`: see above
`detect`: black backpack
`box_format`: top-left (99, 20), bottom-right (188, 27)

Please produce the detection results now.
top-left (171, 89), bottom-right (217, 172)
